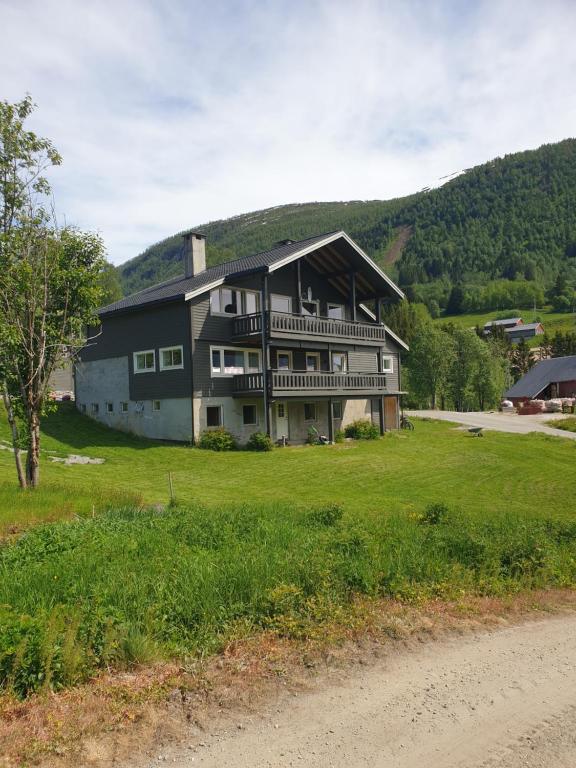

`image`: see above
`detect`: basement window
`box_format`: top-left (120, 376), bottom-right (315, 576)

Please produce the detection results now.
top-left (206, 406), bottom-right (222, 428)
top-left (120, 402), bottom-right (128, 413)
top-left (242, 404), bottom-right (257, 426)
top-left (153, 400), bottom-right (161, 412)
top-left (106, 401), bottom-right (114, 413)
top-left (91, 403), bottom-right (99, 415)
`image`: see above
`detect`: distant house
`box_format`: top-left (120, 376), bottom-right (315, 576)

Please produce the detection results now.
top-left (483, 317), bottom-right (523, 334)
top-left (76, 230), bottom-right (408, 444)
top-left (505, 322), bottom-right (545, 343)
top-left (505, 355), bottom-right (576, 405)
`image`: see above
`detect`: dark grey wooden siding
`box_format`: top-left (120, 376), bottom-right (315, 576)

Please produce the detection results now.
top-left (81, 301), bottom-right (192, 400)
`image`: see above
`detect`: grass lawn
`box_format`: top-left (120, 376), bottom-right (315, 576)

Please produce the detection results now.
top-left (436, 307), bottom-right (576, 346)
top-left (1, 404), bottom-right (576, 533)
top-left (1, 405), bottom-right (576, 699)
top-left (550, 417), bottom-right (576, 433)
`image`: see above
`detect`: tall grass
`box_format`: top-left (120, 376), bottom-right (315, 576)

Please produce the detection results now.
top-left (1, 501), bottom-right (576, 698)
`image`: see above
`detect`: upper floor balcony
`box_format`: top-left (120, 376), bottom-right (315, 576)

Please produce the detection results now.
top-left (232, 311), bottom-right (387, 346)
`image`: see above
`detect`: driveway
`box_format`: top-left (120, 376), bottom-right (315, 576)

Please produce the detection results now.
top-left (407, 409), bottom-right (576, 440)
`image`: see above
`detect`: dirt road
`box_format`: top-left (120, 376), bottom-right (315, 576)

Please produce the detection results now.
top-left (408, 409), bottom-right (576, 439)
top-left (155, 615), bottom-right (576, 768)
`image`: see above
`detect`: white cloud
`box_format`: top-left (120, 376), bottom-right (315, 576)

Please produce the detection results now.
top-left (1, 0), bottom-right (575, 264)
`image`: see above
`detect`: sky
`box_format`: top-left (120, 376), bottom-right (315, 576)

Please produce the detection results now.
top-left (1, 0), bottom-right (575, 266)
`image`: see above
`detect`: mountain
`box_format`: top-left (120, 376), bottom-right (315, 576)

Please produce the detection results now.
top-left (118, 139), bottom-right (576, 296)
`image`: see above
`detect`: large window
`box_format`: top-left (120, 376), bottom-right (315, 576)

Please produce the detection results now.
top-left (277, 350), bottom-right (293, 370)
top-left (242, 404), bottom-right (257, 426)
top-left (304, 403), bottom-right (317, 421)
top-left (160, 346), bottom-right (183, 371)
top-left (210, 347), bottom-right (261, 377)
top-left (134, 350), bottom-right (155, 373)
top-left (206, 406), bottom-right (222, 427)
top-left (331, 352), bottom-right (348, 373)
top-left (210, 287), bottom-right (260, 316)
top-left (271, 294), bottom-right (292, 313)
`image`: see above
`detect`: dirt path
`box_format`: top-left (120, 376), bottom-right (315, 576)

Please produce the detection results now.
top-left (408, 409), bottom-right (576, 439)
top-left (149, 615), bottom-right (576, 768)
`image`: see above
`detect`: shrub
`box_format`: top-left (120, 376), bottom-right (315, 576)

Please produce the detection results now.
top-left (307, 503), bottom-right (344, 527)
top-left (344, 419), bottom-right (380, 440)
top-left (419, 502), bottom-right (449, 525)
top-left (334, 429), bottom-right (345, 443)
top-left (246, 432), bottom-right (274, 452)
top-left (198, 428), bottom-right (236, 451)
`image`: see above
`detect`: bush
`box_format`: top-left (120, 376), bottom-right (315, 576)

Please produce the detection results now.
top-left (307, 503), bottom-right (344, 527)
top-left (246, 432), bottom-right (274, 452)
top-left (419, 502), bottom-right (450, 525)
top-left (334, 429), bottom-right (345, 443)
top-left (344, 419), bottom-right (380, 440)
top-left (198, 427), bottom-right (236, 451)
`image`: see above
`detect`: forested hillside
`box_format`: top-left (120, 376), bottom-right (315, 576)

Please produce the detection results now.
top-left (118, 139), bottom-right (576, 298)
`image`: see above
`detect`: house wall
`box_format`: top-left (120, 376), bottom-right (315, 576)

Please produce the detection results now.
top-left (75, 357), bottom-right (192, 441)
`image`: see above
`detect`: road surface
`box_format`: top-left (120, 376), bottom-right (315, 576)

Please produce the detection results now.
top-left (407, 409), bottom-right (576, 440)
top-left (148, 614), bottom-right (576, 768)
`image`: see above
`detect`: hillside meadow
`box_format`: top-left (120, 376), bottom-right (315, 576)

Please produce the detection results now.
top-left (436, 307), bottom-right (576, 345)
top-left (1, 405), bottom-right (576, 699)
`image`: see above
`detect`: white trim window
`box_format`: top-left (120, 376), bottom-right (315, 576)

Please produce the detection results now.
top-left (277, 350), bottom-right (293, 371)
top-left (271, 294), bottom-right (292, 313)
top-left (105, 401), bottom-right (114, 413)
top-left (381, 355), bottom-right (394, 373)
top-left (331, 351), bottom-right (348, 373)
top-left (210, 287), bottom-right (260, 316)
top-left (210, 347), bottom-right (262, 377)
top-left (134, 349), bottom-right (155, 373)
top-left (160, 345), bottom-right (183, 371)
top-left (327, 303), bottom-right (345, 320)
top-left (152, 400), bottom-right (161, 412)
top-left (120, 401), bottom-right (129, 413)
top-left (242, 403), bottom-right (258, 426)
top-left (305, 352), bottom-right (320, 371)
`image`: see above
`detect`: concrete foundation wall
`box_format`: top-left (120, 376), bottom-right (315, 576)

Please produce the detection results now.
top-left (75, 357), bottom-right (192, 441)
top-left (194, 396), bottom-right (266, 444)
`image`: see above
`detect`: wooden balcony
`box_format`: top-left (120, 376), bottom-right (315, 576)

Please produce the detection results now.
top-left (232, 311), bottom-right (387, 345)
top-left (233, 370), bottom-right (388, 397)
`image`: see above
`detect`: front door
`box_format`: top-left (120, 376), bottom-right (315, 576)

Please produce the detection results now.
top-left (276, 401), bottom-right (289, 439)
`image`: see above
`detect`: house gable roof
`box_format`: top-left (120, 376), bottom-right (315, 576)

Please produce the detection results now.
top-left (100, 230), bottom-right (404, 316)
top-left (505, 355), bottom-right (576, 399)
top-left (484, 317), bottom-right (523, 328)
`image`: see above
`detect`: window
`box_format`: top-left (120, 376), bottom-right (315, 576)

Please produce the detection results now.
top-left (304, 403), bottom-right (317, 421)
top-left (91, 402), bottom-right (99, 414)
top-left (160, 346), bottom-right (183, 371)
top-left (332, 352), bottom-right (348, 373)
top-left (206, 406), bottom-right (222, 427)
top-left (134, 350), bottom-right (155, 373)
top-left (106, 401), bottom-right (114, 414)
top-left (153, 400), bottom-right (161, 411)
top-left (332, 401), bottom-right (343, 419)
top-left (210, 347), bottom-right (262, 377)
top-left (242, 404), bottom-right (257, 426)
top-left (306, 352), bottom-right (320, 371)
top-left (120, 401), bottom-right (128, 413)
top-left (381, 356), bottom-right (394, 373)
top-left (277, 403), bottom-right (286, 418)
top-left (301, 300), bottom-right (319, 317)
top-left (210, 287), bottom-right (260, 316)
top-left (271, 294), bottom-right (292, 313)
top-left (277, 350), bottom-right (293, 370)
top-left (327, 303), bottom-right (344, 320)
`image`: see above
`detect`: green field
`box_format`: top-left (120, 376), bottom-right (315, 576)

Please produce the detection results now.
top-left (1, 406), bottom-right (576, 698)
top-left (436, 307), bottom-right (576, 346)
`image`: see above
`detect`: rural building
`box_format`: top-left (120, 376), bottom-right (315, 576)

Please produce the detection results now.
top-left (505, 322), bottom-right (545, 342)
top-left (483, 317), bottom-right (523, 334)
top-left (76, 231), bottom-right (408, 444)
top-left (504, 355), bottom-right (576, 405)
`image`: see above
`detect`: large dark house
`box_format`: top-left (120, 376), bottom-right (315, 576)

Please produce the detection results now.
top-left (76, 231), bottom-right (408, 444)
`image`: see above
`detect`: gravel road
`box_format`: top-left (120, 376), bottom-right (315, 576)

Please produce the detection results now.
top-left (159, 615), bottom-right (576, 768)
top-left (407, 409), bottom-right (576, 439)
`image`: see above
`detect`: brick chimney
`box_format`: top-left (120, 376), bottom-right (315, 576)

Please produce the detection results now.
top-left (183, 231), bottom-right (206, 278)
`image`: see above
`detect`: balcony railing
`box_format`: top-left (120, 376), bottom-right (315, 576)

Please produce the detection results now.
top-left (232, 311), bottom-right (387, 342)
top-left (233, 370), bottom-right (387, 395)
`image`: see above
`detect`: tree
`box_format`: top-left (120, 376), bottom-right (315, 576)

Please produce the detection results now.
top-left (382, 300), bottom-right (430, 346)
top-left (472, 339), bottom-right (508, 410)
top-left (447, 328), bottom-right (485, 411)
top-left (510, 338), bottom-right (535, 381)
top-left (407, 324), bottom-right (455, 408)
top-left (99, 261), bottom-right (123, 305)
top-left (0, 97), bottom-right (105, 488)
top-left (445, 284), bottom-right (465, 315)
